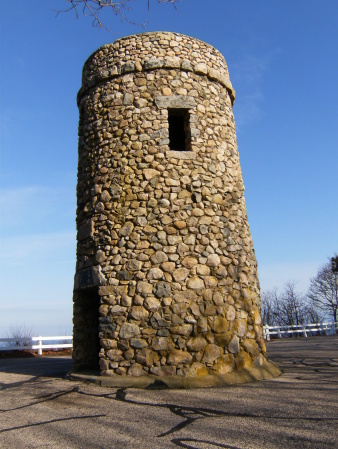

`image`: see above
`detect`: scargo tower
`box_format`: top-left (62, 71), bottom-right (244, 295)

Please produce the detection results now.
top-left (72, 32), bottom-right (280, 387)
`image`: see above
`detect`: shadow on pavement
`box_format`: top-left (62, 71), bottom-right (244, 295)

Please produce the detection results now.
top-left (0, 356), bottom-right (72, 378)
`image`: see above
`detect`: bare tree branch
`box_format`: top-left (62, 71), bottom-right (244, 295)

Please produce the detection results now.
top-left (55, 0), bottom-right (180, 32)
top-left (262, 257), bottom-right (338, 328)
top-left (6, 324), bottom-right (33, 347)
top-left (261, 282), bottom-right (323, 327)
top-left (307, 254), bottom-right (338, 322)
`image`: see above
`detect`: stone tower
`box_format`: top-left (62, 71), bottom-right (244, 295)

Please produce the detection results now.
top-left (73, 32), bottom-right (280, 387)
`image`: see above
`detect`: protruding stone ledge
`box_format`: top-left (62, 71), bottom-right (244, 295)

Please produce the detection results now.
top-left (166, 150), bottom-right (197, 160)
top-left (74, 266), bottom-right (106, 290)
top-left (77, 57), bottom-right (236, 106)
top-left (154, 95), bottom-right (196, 109)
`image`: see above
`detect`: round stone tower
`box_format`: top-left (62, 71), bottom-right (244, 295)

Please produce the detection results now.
top-left (73, 32), bottom-right (280, 387)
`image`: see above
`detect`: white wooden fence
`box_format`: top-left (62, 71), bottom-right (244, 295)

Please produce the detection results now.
top-left (0, 324), bottom-right (337, 353)
top-left (0, 336), bottom-right (73, 356)
top-left (263, 322), bottom-right (338, 341)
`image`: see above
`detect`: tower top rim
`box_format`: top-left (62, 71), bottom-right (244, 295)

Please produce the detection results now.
top-left (85, 31), bottom-right (225, 65)
top-left (78, 31), bottom-right (235, 105)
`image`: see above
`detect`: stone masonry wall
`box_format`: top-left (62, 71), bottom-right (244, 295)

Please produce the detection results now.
top-left (73, 32), bottom-right (266, 379)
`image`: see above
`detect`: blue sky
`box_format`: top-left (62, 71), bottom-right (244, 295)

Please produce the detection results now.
top-left (0, 0), bottom-right (337, 335)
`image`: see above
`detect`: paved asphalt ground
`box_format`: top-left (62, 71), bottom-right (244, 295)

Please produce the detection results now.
top-left (0, 336), bottom-right (337, 449)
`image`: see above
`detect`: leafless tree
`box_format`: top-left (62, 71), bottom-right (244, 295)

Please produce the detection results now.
top-left (261, 288), bottom-right (278, 326)
top-left (303, 303), bottom-right (322, 324)
top-left (261, 282), bottom-right (323, 327)
top-left (279, 282), bottom-right (308, 326)
top-left (307, 255), bottom-right (338, 323)
top-left (6, 324), bottom-right (33, 347)
top-left (55, 0), bottom-right (180, 32)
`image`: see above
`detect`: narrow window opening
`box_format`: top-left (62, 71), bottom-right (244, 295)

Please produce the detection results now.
top-left (168, 109), bottom-right (191, 151)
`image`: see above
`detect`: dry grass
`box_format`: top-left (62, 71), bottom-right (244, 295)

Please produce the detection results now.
top-left (0, 348), bottom-right (72, 358)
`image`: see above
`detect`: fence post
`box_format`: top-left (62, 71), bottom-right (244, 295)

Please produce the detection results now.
top-left (37, 337), bottom-right (42, 356)
top-left (265, 326), bottom-right (271, 341)
top-left (302, 325), bottom-right (307, 337)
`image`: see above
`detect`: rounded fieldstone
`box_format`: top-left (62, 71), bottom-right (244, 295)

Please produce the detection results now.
top-left (215, 354), bottom-right (235, 374)
top-left (228, 335), bottom-right (240, 354)
top-left (187, 276), bottom-right (205, 290)
top-left (187, 336), bottom-right (208, 352)
top-left (95, 250), bottom-right (106, 264)
top-left (196, 264), bottom-right (210, 276)
top-left (167, 349), bottom-right (193, 366)
top-left (130, 338), bottom-right (148, 349)
top-left (119, 323), bottom-right (140, 339)
top-left (212, 317), bottom-right (228, 333)
top-left (119, 221), bottom-right (134, 236)
top-left (144, 296), bottom-right (161, 311)
top-left (127, 363), bottom-right (147, 376)
top-left (202, 344), bottom-right (223, 364)
top-left (154, 281), bottom-right (171, 298)
top-left (182, 256), bottom-right (198, 268)
top-left (172, 268), bottom-right (190, 282)
top-left (130, 306), bottom-right (149, 321)
top-left (161, 261), bottom-right (176, 272)
top-left (147, 268), bottom-right (164, 280)
top-left (206, 254), bottom-right (221, 267)
top-left (226, 305), bottom-right (236, 321)
top-left (151, 336), bottom-right (174, 351)
top-left (136, 281), bottom-right (153, 295)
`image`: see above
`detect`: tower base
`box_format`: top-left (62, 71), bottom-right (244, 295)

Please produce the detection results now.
top-left (69, 359), bottom-right (281, 389)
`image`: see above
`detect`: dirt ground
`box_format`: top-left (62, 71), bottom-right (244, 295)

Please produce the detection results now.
top-left (0, 336), bottom-right (337, 448)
